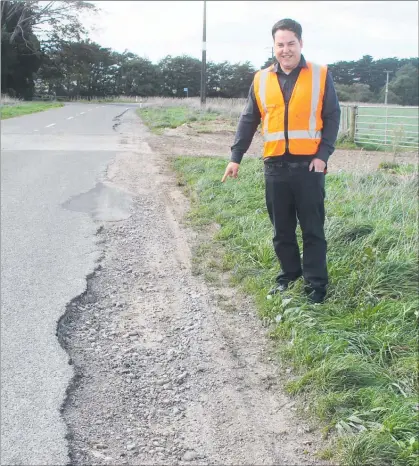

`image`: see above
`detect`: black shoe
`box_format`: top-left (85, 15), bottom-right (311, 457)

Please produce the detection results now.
top-left (307, 289), bottom-right (326, 304)
top-left (267, 282), bottom-right (289, 296)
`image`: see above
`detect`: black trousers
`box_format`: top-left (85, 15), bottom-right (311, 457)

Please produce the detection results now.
top-left (264, 161), bottom-right (328, 290)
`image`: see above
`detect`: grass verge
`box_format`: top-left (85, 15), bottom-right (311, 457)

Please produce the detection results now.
top-left (172, 156), bottom-right (418, 466)
top-left (334, 135), bottom-right (416, 154)
top-left (1, 102), bottom-right (64, 119)
top-left (136, 106), bottom-right (220, 134)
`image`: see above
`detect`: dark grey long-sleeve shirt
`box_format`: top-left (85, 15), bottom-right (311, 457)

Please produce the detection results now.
top-left (231, 55), bottom-right (341, 164)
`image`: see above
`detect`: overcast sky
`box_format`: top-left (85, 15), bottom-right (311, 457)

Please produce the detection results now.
top-left (84, 1), bottom-right (418, 67)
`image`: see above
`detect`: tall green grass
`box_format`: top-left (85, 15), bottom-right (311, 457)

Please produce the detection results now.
top-left (173, 156), bottom-right (419, 466)
top-left (0, 101), bottom-right (64, 119)
top-left (136, 106), bottom-right (220, 134)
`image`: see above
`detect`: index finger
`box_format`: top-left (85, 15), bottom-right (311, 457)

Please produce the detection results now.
top-left (221, 172), bottom-right (228, 183)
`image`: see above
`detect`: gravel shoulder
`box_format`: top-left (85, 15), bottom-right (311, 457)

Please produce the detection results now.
top-left (58, 111), bottom-right (331, 465)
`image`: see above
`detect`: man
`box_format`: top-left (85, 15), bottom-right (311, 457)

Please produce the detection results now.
top-left (221, 18), bottom-right (341, 304)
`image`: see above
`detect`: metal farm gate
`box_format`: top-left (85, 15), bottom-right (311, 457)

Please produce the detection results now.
top-left (340, 104), bottom-right (419, 150)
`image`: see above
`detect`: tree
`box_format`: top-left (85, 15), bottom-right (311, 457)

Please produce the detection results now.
top-left (118, 56), bottom-right (161, 96)
top-left (335, 84), bottom-right (353, 102)
top-left (386, 64), bottom-right (419, 106)
top-left (157, 55), bottom-right (201, 97)
top-left (353, 55), bottom-right (374, 86)
top-left (206, 61), bottom-right (233, 97)
top-left (36, 39), bottom-right (118, 97)
top-left (261, 57), bottom-right (275, 69)
top-left (350, 83), bottom-right (375, 102)
top-left (328, 59), bottom-right (357, 85)
top-left (335, 83), bottom-right (375, 103)
top-left (18, 29), bottom-right (419, 103)
top-left (378, 89), bottom-right (401, 105)
top-left (1, 1), bottom-right (41, 98)
top-left (229, 62), bottom-right (256, 98)
top-left (1, 0), bottom-right (97, 46)
top-left (1, 1), bottom-right (98, 99)
top-left (206, 61), bottom-right (221, 97)
top-left (368, 57), bottom-right (401, 94)
top-left (328, 56), bottom-right (418, 96)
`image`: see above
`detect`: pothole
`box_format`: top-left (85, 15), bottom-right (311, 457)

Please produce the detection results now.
top-left (62, 182), bottom-right (133, 222)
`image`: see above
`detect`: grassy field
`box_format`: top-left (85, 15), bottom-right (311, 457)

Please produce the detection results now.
top-left (136, 105), bottom-right (418, 465)
top-left (0, 101), bottom-right (64, 119)
top-left (173, 157), bottom-right (418, 466)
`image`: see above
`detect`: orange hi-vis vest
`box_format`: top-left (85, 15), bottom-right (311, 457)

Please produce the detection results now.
top-left (254, 62), bottom-right (328, 157)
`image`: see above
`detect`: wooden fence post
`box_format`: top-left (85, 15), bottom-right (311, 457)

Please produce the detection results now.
top-left (350, 105), bottom-right (358, 142)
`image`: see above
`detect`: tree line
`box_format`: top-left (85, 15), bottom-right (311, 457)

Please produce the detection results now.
top-left (2, 0), bottom-right (418, 105)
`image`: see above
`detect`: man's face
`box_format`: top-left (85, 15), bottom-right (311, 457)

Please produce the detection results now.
top-left (273, 29), bottom-right (303, 72)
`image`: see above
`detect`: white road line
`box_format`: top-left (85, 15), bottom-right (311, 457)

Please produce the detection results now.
top-left (80, 112), bottom-right (85, 115)
top-left (34, 130), bottom-right (39, 132)
top-left (67, 116), bottom-right (74, 120)
top-left (45, 123), bottom-right (56, 128)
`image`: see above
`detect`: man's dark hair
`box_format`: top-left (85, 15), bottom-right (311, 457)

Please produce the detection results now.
top-left (272, 18), bottom-right (302, 41)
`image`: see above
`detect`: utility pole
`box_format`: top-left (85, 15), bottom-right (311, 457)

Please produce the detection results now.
top-left (200, 0), bottom-right (207, 107)
top-left (384, 70), bottom-right (391, 105)
top-left (264, 46), bottom-right (274, 60)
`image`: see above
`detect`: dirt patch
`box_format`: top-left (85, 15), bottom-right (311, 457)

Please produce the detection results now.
top-left (146, 120), bottom-right (418, 173)
top-left (59, 111), bottom-right (331, 465)
top-left (146, 121), bottom-right (258, 159)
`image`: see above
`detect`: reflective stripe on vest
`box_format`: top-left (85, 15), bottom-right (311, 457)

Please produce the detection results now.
top-left (254, 62), bottom-right (327, 156)
top-left (264, 129), bottom-right (322, 142)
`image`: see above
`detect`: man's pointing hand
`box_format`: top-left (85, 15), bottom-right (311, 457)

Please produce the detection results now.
top-left (221, 162), bottom-right (240, 182)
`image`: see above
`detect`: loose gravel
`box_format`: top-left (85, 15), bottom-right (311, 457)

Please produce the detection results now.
top-left (57, 112), bottom-right (329, 465)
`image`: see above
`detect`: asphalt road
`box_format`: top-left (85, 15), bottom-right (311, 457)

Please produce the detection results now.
top-left (0, 103), bottom-right (135, 465)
